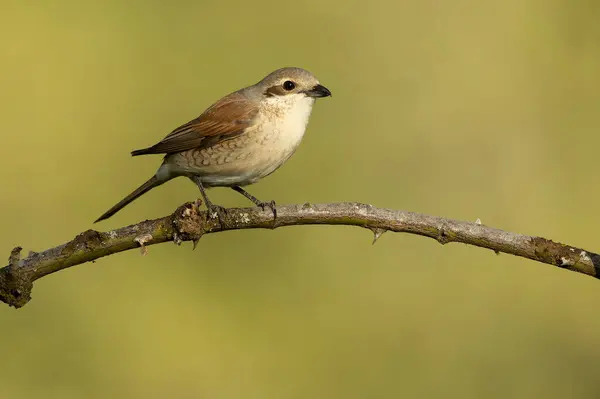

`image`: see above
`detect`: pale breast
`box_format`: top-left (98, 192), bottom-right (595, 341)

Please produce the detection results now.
top-left (261, 94), bottom-right (315, 159)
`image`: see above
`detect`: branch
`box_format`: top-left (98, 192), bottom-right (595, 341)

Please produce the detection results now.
top-left (1, 202), bottom-right (598, 308)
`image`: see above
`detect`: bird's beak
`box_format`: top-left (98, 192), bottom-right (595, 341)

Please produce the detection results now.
top-left (305, 84), bottom-right (332, 98)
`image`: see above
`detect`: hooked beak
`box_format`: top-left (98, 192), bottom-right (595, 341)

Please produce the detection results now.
top-left (305, 84), bottom-right (332, 98)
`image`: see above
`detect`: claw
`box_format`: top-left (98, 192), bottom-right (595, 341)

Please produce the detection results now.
top-left (206, 204), bottom-right (228, 226)
top-left (258, 200), bottom-right (277, 219)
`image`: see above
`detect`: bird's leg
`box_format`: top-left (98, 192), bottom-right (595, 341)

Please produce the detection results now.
top-left (190, 176), bottom-right (227, 222)
top-left (231, 186), bottom-right (277, 219)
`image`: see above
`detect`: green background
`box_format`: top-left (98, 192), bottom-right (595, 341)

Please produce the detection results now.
top-left (2, 0), bottom-right (600, 397)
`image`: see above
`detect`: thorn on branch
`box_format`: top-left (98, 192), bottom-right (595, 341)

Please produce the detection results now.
top-left (369, 227), bottom-right (387, 245)
top-left (192, 238), bottom-right (201, 250)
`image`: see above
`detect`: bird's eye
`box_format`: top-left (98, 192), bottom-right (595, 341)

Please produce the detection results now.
top-left (283, 80), bottom-right (296, 91)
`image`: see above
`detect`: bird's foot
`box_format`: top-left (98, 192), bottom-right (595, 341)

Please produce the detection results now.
top-left (206, 204), bottom-right (228, 226)
top-left (257, 200), bottom-right (277, 220)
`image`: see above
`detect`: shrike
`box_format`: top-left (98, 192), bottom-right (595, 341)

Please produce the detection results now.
top-left (95, 67), bottom-right (331, 223)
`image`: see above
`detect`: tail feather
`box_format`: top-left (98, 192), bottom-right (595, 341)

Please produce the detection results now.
top-left (131, 147), bottom-right (154, 156)
top-left (94, 176), bottom-right (161, 223)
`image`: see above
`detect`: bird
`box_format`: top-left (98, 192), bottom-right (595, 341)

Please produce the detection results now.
top-left (94, 67), bottom-right (331, 223)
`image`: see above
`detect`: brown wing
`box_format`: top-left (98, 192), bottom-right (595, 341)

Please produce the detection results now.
top-left (131, 92), bottom-right (258, 156)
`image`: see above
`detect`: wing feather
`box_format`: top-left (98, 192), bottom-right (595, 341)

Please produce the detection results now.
top-left (131, 92), bottom-right (258, 156)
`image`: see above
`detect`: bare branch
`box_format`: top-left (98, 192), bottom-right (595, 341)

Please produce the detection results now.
top-left (1, 202), bottom-right (598, 308)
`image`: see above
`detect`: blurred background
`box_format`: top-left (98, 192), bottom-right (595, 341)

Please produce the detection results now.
top-left (1, 0), bottom-right (600, 397)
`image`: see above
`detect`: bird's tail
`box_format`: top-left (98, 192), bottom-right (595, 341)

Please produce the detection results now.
top-left (131, 147), bottom-right (155, 156)
top-left (94, 175), bottom-right (161, 223)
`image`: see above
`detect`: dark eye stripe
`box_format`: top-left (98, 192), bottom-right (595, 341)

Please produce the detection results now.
top-left (265, 85), bottom-right (292, 97)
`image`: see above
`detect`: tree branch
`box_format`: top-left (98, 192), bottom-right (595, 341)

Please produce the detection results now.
top-left (1, 201), bottom-right (598, 308)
